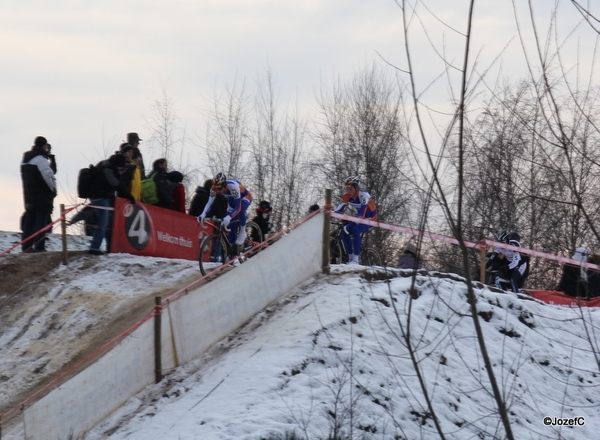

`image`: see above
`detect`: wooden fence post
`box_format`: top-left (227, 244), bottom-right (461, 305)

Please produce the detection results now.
top-left (322, 189), bottom-right (332, 274)
top-left (480, 241), bottom-right (487, 283)
top-left (154, 297), bottom-right (163, 384)
top-left (60, 204), bottom-right (68, 265)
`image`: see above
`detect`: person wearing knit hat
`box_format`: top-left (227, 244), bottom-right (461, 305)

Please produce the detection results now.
top-left (119, 142), bottom-right (134, 155)
top-left (167, 171), bottom-right (186, 213)
top-left (397, 242), bottom-right (424, 270)
top-left (20, 136), bottom-right (57, 252)
top-left (34, 136), bottom-right (48, 148)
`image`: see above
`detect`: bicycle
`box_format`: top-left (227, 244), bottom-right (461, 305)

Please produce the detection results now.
top-left (329, 220), bottom-right (381, 266)
top-left (198, 218), bottom-right (264, 276)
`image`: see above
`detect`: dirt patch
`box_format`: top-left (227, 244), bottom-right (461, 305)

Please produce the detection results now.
top-left (0, 251), bottom-right (203, 422)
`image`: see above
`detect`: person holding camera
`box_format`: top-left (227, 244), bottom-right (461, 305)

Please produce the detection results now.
top-left (20, 136), bottom-right (57, 252)
top-left (87, 154), bottom-right (136, 255)
top-left (117, 142), bottom-right (142, 201)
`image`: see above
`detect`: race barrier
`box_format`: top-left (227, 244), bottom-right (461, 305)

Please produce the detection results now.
top-left (111, 198), bottom-right (214, 260)
top-left (330, 212), bottom-right (600, 274)
top-left (0, 204), bottom-right (79, 259)
top-left (19, 212), bottom-right (325, 440)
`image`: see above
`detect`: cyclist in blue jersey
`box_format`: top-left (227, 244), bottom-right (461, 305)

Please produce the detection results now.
top-left (334, 176), bottom-right (378, 265)
top-left (198, 172), bottom-right (253, 252)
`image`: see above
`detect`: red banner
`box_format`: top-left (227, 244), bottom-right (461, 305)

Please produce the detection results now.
top-left (526, 290), bottom-right (600, 308)
top-left (111, 198), bottom-right (214, 261)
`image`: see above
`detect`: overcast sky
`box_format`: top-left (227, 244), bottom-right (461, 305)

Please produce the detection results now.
top-left (0, 0), bottom-right (594, 233)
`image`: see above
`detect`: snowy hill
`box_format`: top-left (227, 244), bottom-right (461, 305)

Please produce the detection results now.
top-left (2, 231), bottom-right (600, 439)
top-left (81, 268), bottom-right (600, 440)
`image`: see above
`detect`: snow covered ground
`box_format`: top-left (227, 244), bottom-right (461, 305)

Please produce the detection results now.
top-left (2, 230), bottom-right (600, 440)
top-left (0, 229), bottom-right (90, 254)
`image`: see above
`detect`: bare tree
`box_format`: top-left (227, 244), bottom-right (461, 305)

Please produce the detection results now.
top-left (248, 69), bottom-right (315, 230)
top-left (314, 63), bottom-right (413, 263)
top-left (143, 82), bottom-right (200, 203)
top-left (203, 76), bottom-right (251, 179)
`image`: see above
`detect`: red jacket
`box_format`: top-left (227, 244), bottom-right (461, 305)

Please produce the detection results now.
top-left (172, 183), bottom-right (186, 213)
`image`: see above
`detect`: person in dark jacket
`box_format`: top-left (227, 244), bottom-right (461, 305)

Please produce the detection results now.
top-left (397, 242), bottom-right (424, 270)
top-left (557, 247), bottom-right (589, 297)
top-left (87, 154), bottom-right (135, 255)
top-left (251, 200), bottom-right (273, 242)
top-left (586, 253), bottom-right (600, 299)
top-left (20, 136), bottom-right (57, 252)
top-left (167, 171), bottom-right (186, 213)
top-left (189, 179), bottom-right (229, 219)
top-left (68, 207), bottom-right (97, 236)
top-left (308, 204), bottom-right (320, 214)
top-left (189, 179), bottom-right (212, 217)
top-left (116, 143), bottom-right (140, 197)
top-left (148, 158), bottom-right (174, 209)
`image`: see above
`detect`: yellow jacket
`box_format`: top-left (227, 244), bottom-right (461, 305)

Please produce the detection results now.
top-left (130, 166), bottom-right (142, 201)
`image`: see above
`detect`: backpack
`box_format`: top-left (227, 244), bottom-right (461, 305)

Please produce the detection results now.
top-left (141, 175), bottom-right (159, 205)
top-left (77, 165), bottom-right (95, 199)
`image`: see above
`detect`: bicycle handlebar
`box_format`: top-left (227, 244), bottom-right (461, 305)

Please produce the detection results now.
top-left (204, 217), bottom-right (238, 232)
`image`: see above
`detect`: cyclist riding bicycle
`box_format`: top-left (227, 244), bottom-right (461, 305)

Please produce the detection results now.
top-left (198, 172), bottom-right (253, 252)
top-left (486, 230), bottom-right (529, 293)
top-left (333, 176), bottom-right (378, 265)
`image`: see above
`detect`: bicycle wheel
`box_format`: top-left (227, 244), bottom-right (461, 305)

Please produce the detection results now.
top-left (330, 238), bottom-right (346, 264)
top-left (359, 248), bottom-right (381, 266)
top-left (199, 233), bottom-right (228, 276)
top-left (241, 221), bottom-right (263, 254)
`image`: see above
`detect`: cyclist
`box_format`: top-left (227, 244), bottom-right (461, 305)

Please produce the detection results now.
top-left (486, 230), bottom-right (529, 293)
top-left (198, 172), bottom-right (253, 252)
top-left (334, 176), bottom-right (378, 265)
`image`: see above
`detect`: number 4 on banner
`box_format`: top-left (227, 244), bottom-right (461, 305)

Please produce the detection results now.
top-left (128, 209), bottom-right (149, 247)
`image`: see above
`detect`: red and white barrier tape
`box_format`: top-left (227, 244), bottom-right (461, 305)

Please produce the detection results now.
top-left (330, 212), bottom-right (600, 271)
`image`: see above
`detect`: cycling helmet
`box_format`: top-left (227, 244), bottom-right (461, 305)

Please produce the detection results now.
top-left (213, 172), bottom-right (227, 188)
top-left (495, 230), bottom-right (510, 243)
top-left (509, 231), bottom-right (521, 242)
top-left (257, 200), bottom-right (273, 214)
top-left (344, 176), bottom-right (360, 187)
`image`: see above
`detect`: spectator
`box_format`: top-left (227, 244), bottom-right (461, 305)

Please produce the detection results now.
top-left (87, 154), bottom-right (135, 255)
top-left (20, 136), bottom-right (57, 252)
top-left (586, 254), bottom-right (600, 299)
top-left (47, 144), bottom-right (57, 174)
top-left (147, 158), bottom-right (174, 209)
top-left (308, 204), bottom-right (320, 214)
top-left (251, 200), bottom-right (273, 242)
top-left (557, 247), bottom-right (589, 298)
top-left (397, 242), bottom-right (424, 270)
top-left (68, 207), bottom-right (97, 236)
top-left (127, 132), bottom-right (145, 179)
top-left (117, 142), bottom-right (142, 201)
top-left (189, 179), bottom-right (212, 216)
top-left (167, 171), bottom-right (186, 213)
